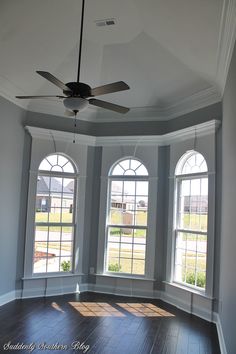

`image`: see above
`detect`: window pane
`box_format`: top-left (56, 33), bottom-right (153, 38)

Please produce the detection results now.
top-left (121, 228), bottom-right (133, 243)
top-left (51, 165), bottom-right (63, 172)
top-left (133, 244), bottom-right (145, 259)
top-left (63, 178), bottom-right (75, 192)
top-left (196, 272), bottom-right (206, 288)
top-left (175, 232), bottom-right (206, 289)
top-left (136, 181), bottom-right (148, 195)
top-left (111, 181), bottom-right (123, 194)
top-left (47, 257), bottom-right (60, 272)
top-left (35, 211), bottom-right (48, 223)
top-left (33, 258), bottom-right (47, 273)
top-left (133, 229), bottom-right (146, 244)
top-left (37, 176), bottom-right (50, 193)
top-left (120, 243), bottom-right (132, 258)
top-left (108, 227), bottom-right (120, 243)
top-left (48, 242), bottom-right (60, 257)
top-left (120, 258), bottom-right (132, 273)
top-left (135, 164), bottom-right (148, 176)
top-left (61, 242), bottom-right (73, 256)
top-left (39, 159), bottom-right (52, 171)
top-left (132, 260), bottom-right (145, 275)
top-left (112, 164), bottom-right (125, 175)
top-left (34, 242), bottom-right (47, 258)
top-left (47, 155), bottom-right (58, 166)
top-left (35, 226), bottom-right (48, 241)
top-left (107, 257), bottom-right (120, 272)
top-left (135, 211), bottom-right (147, 226)
top-left (109, 209), bottom-right (123, 224)
top-left (63, 162), bottom-right (75, 173)
top-left (58, 155), bottom-right (69, 167)
top-left (50, 177), bottom-right (63, 192)
top-left (48, 227), bottom-right (61, 241)
top-left (49, 209), bottom-right (61, 223)
top-left (61, 227), bottom-right (73, 241)
top-left (107, 243), bottom-right (120, 259)
top-left (196, 254), bottom-right (206, 271)
top-left (119, 159), bottom-right (130, 171)
top-left (60, 257), bottom-right (72, 271)
top-left (124, 181), bottom-right (135, 195)
top-left (61, 209), bottom-right (73, 223)
top-left (136, 197), bottom-right (148, 209)
top-left (131, 160), bottom-right (142, 170)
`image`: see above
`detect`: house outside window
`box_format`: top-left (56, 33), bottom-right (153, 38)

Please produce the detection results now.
top-left (33, 153), bottom-right (77, 274)
top-left (105, 158), bottom-right (149, 275)
top-left (174, 151), bottom-right (208, 290)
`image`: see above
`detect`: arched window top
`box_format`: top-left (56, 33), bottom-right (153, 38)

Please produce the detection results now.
top-left (39, 154), bottom-right (77, 174)
top-left (175, 151), bottom-right (207, 175)
top-left (110, 158), bottom-right (148, 176)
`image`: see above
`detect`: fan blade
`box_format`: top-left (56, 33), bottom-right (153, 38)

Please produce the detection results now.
top-left (89, 98), bottom-right (129, 114)
top-left (36, 71), bottom-right (72, 93)
top-left (15, 95), bottom-right (65, 99)
top-left (91, 81), bottom-right (129, 96)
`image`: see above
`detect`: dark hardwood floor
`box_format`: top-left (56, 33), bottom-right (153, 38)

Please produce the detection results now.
top-left (0, 292), bottom-right (220, 354)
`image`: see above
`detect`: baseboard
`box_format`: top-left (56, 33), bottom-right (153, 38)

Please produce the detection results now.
top-left (160, 291), bottom-right (214, 322)
top-left (0, 290), bottom-right (17, 306)
top-left (89, 283), bottom-right (158, 299)
top-left (215, 313), bottom-right (227, 354)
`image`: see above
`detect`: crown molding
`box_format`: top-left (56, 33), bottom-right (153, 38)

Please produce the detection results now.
top-left (216, 0), bottom-right (236, 94)
top-left (14, 85), bottom-right (221, 123)
top-left (0, 74), bottom-right (27, 110)
top-left (25, 119), bottom-right (221, 147)
top-left (25, 126), bottom-right (96, 146)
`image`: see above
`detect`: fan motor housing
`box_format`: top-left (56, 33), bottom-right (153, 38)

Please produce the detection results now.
top-left (64, 82), bottom-right (92, 98)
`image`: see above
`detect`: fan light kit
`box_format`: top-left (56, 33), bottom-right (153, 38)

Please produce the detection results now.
top-left (16, 0), bottom-right (130, 116)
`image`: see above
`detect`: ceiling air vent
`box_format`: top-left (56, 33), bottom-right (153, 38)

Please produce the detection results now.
top-left (95, 18), bottom-right (116, 27)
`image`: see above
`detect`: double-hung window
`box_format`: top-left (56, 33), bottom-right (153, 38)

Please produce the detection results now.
top-left (33, 153), bottom-right (77, 274)
top-left (174, 151), bottom-right (208, 289)
top-left (105, 158), bottom-right (149, 275)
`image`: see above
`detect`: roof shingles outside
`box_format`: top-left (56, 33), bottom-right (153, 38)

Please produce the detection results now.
top-left (37, 176), bottom-right (73, 194)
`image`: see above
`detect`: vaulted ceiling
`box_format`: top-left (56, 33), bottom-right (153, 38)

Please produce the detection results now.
top-left (0, 0), bottom-right (235, 122)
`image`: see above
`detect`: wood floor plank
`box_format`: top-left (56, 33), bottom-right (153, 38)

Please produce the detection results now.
top-left (0, 292), bottom-right (220, 354)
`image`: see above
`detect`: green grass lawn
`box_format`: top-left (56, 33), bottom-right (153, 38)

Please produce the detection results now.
top-left (182, 213), bottom-right (207, 231)
top-left (35, 212), bottom-right (73, 231)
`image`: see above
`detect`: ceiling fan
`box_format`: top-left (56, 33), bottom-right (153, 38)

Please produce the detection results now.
top-left (15, 0), bottom-right (130, 116)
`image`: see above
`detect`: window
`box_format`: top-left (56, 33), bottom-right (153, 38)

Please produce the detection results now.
top-left (33, 154), bottom-right (77, 274)
top-left (105, 158), bottom-right (149, 275)
top-left (174, 151), bottom-right (208, 289)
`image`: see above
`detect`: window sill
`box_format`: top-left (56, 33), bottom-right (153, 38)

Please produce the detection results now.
top-left (22, 273), bottom-right (85, 280)
top-left (163, 281), bottom-right (214, 300)
top-left (95, 273), bottom-right (155, 281)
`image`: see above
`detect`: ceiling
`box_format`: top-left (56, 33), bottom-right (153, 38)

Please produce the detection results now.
top-left (0, 0), bottom-right (234, 122)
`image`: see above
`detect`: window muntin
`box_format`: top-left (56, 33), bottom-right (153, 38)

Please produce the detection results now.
top-left (106, 158), bottom-right (148, 276)
top-left (33, 154), bottom-right (77, 274)
top-left (174, 152), bottom-right (208, 290)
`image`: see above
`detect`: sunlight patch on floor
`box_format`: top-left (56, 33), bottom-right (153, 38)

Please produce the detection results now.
top-left (116, 303), bottom-right (175, 317)
top-left (68, 302), bottom-right (125, 317)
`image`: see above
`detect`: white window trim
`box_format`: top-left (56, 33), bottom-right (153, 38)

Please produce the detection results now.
top-left (23, 152), bottom-right (82, 279)
top-left (33, 164), bottom-right (78, 275)
top-left (103, 174), bottom-right (149, 278)
top-left (173, 171), bottom-right (208, 291)
top-left (166, 144), bottom-right (216, 299)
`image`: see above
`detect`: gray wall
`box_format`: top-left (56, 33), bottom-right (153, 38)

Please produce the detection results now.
top-left (220, 42), bottom-right (236, 353)
top-left (0, 97), bottom-right (27, 296)
top-left (25, 102), bottom-right (222, 137)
